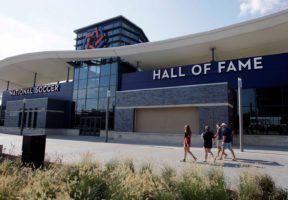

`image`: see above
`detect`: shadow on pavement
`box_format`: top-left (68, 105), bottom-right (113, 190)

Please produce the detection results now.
top-left (195, 157), bottom-right (282, 168)
top-left (236, 158), bottom-right (283, 166)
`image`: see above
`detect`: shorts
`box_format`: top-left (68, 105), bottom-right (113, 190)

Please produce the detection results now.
top-left (216, 140), bottom-right (222, 147)
top-left (184, 143), bottom-right (190, 147)
top-left (204, 142), bottom-right (212, 149)
top-left (222, 142), bottom-right (232, 150)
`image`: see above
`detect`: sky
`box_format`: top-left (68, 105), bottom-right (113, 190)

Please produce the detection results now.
top-left (0, 0), bottom-right (288, 60)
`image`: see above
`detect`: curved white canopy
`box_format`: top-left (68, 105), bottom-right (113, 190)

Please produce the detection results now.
top-left (1, 9), bottom-right (288, 93)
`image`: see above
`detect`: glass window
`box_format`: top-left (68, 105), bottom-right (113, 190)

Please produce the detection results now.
top-left (98, 98), bottom-right (107, 111)
top-left (33, 109), bottom-right (37, 128)
top-left (77, 99), bottom-right (86, 112)
top-left (242, 89), bottom-right (255, 107)
top-left (110, 75), bottom-right (117, 86)
top-left (109, 97), bottom-right (115, 110)
top-left (256, 88), bottom-right (282, 106)
top-left (111, 63), bottom-right (117, 75)
top-left (114, 22), bottom-right (120, 28)
top-left (111, 36), bottom-right (120, 42)
top-left (86, 99), bottom-right (98, 111)
top-left (88, 78), bottom-right (100, 88)
top-left (76, 40), bottom-right (82, 45)
top-left (78, 79), bottom-right (87, 89)
top-left (105, 24), bottom-right (113, 30)
top-left (23, 110), bottom-right (27, 128)
top-left (110, 86), bottom-right (116, 97)
top-left (79, 66), bottom-right (88, 79)
top-left (78, 89), bottom-right (87, 99)
top-left (99, 87), bottom-right (109, 97)
top-left (18, 109), bottom-right (22, 127)
top-left (74, 68), bottom-right (79, 80)
top-left (73, 80), bottom-right (78, 90)
top-left (101, 64), bottom-right (110, 76)
top-left (73, 90), bottom-right (78, 100)
top-left (100, 76), bottom-right (110, 86)
top-left (87, 88), bottom-right (99, 99)
top-left (114, 29), bottom-right (120, 34)
top-left (28, 109), bottom-right (32, 128)
top-left (88, 66), bottom-right (100, 78)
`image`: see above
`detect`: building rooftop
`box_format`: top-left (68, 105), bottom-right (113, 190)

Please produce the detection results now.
top-left (74, 15), bottom-right (149, 42)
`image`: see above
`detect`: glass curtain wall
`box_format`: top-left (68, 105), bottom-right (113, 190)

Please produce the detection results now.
top-left (241, 87), bottom-right (288, 135)
top-left (73, 60), bottom-right (118, 129)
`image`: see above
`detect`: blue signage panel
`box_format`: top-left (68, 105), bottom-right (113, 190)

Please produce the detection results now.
top-left (1, 82), bottom-right (73, 107)
top-left (121, 53), bottom-right (288, 90)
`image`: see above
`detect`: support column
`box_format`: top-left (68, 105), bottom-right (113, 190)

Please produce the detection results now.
top-left (33, 73), bottom-right (37, 87)
top-left (238, 77), bottom-right (244, 152)
top-left (211, 47), bottom-right (216, 61)
top-left (6, 81), bottom-right (10, 91)
top-left (136, 61), bottom-right (140, 71)
top-left (66, 68), bottom-right (70, 82)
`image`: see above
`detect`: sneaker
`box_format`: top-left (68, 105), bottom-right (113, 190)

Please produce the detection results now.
top-left (203, 160), bottom-right (207, 163)
top-left (194, 157), bottom-right (197, 162)
top-left (232, 158), bottom-right (237, 161)
top-left (224, 154), bottom-right (228, 159)
top-left (180, 159), bottom-right (186, 162)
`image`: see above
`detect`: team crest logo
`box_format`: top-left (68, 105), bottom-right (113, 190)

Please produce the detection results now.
top-left (83, 26), bottom-right (106, 49)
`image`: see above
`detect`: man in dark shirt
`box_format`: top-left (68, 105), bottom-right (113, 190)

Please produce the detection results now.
top-left (202, 125), bottom-right (215, 162)
top-left (219, 123), bottom-right (237, 161)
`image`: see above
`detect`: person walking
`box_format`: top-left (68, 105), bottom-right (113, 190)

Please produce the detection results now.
top-left (219, 123), bottom-right (237, 161)
top-left (181, 125), bottom-right (197, 162)
top-left (201, 125), bottom-right (215, 162)
top-left (215, 123), bottom-right (227, 158)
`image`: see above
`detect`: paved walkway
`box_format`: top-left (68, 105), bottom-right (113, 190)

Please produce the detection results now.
top-left (0, 133), bottom-right (287, 189)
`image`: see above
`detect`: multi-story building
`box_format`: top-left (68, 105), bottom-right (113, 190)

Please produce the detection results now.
top-left (0, 11), bottom-right (288, 146)
top-left (74, 16), bottom-right (148, 49)
top-left (72, 16), bottom-right (148, 134)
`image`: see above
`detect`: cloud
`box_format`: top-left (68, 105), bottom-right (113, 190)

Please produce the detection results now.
top-left (239, 0), bottom-right (288, 16)
top-left (0, 14), bottom-right (73, 60)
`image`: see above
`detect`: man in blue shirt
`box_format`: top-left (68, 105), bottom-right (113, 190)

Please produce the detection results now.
top-left (219, 123), bottom-right (237, 161)
top-left (215, 123), bottom-right (227, 158)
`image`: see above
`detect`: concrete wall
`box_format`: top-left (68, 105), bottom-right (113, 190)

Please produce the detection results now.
top-left (233, 135), bottom-right (288, 147)
top-left (199, 106), bottom-right (230, 133)
top-left (114, 108), bottom-right (134, 132)
top-left (101, 131), bottom-right (288, 147)
top-left (115, 83), bottom-right (233, 133)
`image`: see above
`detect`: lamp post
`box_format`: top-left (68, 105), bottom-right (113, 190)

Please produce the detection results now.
top-left (105, 90), bottom-right (111, 143)
top-left (20, 99), bottom-right (26, 136)
top-left (238, 78), bottom-right (244, 152)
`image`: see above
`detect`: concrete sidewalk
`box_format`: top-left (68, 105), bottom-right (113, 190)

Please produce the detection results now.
top-left (0, 133), bottom-right (287, 189)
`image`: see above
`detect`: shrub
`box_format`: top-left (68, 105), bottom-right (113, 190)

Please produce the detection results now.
top-left (238, 172), bottom-right (263, 200)
top-left (66, 156), bottom-right (107, 200)
top-left (0, 155), bottom-right (287, 200)
top-left (0, 175), bottom-right (21, 200)
top-left (272, 188), bottom-right (288, 200)
top-left (238, 172), bottom-right (288, 200)
top-left (20, 165), bottom-right (70, 200)
top-left (206, 169), bottom-right (229, 200)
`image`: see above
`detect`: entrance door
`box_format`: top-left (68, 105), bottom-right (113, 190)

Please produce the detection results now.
top-left (80, 117), bottom-right (101, 136)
